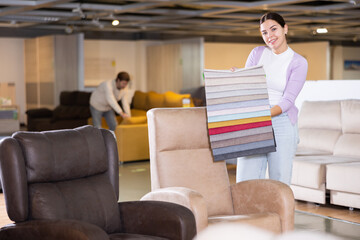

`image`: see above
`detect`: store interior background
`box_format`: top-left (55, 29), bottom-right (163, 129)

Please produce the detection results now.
top-left (1, 37), bottom-right (360, 126)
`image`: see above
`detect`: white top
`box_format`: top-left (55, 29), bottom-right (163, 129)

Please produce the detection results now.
top-left (258, 46), bottom-right (295, 106)
top-left (90, 79), bottom-right (131, 116)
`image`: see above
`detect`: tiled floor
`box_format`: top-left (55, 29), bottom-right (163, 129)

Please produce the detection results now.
top-left (119, 161), bottom-right (360, 240)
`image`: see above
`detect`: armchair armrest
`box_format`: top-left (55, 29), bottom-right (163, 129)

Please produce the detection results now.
top-left (230, 179), bottom-right (294, 232)
top-left (0, 219), bottom-right (108, 240)
top-left (118, 200), bottom-right (196, 240)
top-left (141, 187), bottom-right (208, 232)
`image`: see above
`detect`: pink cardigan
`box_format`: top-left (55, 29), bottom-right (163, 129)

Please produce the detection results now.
top-left (245, 46), bottom-right (308, 125)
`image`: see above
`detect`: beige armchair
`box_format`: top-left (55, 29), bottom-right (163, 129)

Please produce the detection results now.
top-left (141, 107), bottom-right (295, 234)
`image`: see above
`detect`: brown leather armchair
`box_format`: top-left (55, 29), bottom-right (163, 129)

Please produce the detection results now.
top-left (141, 107), bottom-right (295, 234)
top-left (0, 125), bottom-right (196, 240)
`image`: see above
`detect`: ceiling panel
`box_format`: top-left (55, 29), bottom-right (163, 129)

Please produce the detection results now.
top-left (0, 0), bottom-right (359, 45)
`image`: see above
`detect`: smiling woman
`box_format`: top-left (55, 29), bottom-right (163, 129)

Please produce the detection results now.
top-left (232, 12), bottom-right (309, 185)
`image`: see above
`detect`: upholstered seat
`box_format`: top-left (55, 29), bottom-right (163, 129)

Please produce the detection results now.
top-left (0, 125), bottom-right (196, 240)
top-left (141, 107), bottom-right (295, 234)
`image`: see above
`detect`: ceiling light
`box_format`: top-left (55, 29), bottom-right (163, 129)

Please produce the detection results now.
top-left (112, 19), bottom-right (119, 26)
top-left (316, 28), bottom-right (328, 34)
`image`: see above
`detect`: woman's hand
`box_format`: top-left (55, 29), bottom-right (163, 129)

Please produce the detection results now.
top-left (230, 66), bottom-right (238, 72)
top-left (270, 105), bottom-right (282, 117)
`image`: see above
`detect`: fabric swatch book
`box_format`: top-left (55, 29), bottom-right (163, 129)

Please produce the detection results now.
top-left (203, 65), bottom-right (276, 162)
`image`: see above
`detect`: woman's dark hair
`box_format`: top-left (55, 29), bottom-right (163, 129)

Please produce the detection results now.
top-left (260, 12), bottom-right (286, 28)
top-left (117, 71), bottom-right (130, 82)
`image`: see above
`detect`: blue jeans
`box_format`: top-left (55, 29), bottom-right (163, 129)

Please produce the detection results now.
top-left (90, 105), bottom-right (118, 131)
top-left (236, 112), bottom-right (299, 185)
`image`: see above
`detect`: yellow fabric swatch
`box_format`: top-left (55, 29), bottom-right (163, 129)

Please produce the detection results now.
top-left (208, 116), bottom-right (271, 129)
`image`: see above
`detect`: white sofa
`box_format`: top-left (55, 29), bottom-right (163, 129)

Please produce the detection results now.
top-left (290, 99), bottom-right (360, 209)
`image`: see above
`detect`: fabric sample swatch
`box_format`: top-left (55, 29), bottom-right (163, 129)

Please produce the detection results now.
top-left (204, 66), bottom-right (276, 162)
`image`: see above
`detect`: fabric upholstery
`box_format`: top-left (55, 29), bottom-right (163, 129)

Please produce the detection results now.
top-left (291, 155), bottom-right (360, 189)
top-left (164, 91), bottom-right (190, 107)
top-left (341, 100), bottom-right (360, 134)
top-left (114, 90), bottom-right (193, 163)
top-left (298, 101), bottom-right (341, 130)
top-left (147, 107), bottom-right (233, 216)
top-left (115, 123), bottom-right (149, 162)
top-left (148, 91), bottom-right (165, 110)
top-left (333, 134), bottom-right (360, 158)
top-left (327, 162), bottom-right (360, 194)
top-left (203, 66), bottom-right (275, 161)
top-left (291, 99), bottom-right (360, 209)
top-left (0, 125), bottom-right (197, 240)
top-left (132, 90), bottom-right (149, 111)
top-left (143, 107), bottom-right (295, 234)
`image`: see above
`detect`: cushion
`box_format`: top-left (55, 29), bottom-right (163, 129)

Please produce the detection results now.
top-left (60, 91), bottom-right (77, 106)
top-left (297, 129), bottom-right (341, 153)
top-left (298, 101), bottom-right (341, 130)
top-left (132, 91), bottom-right (149, 110)
top-left (164, 91), bottom-right (190, 107)
top-left (26, 108), bottom-right (53, 118)
top-left (52, 106), bottom-right (90, 121)
top-left (327, 162), bottom-right (360, 194)
top-left (148, 91), bottom-right (165, 109)
top-left (121, 116), bottom-right (147, 125)
top-left (13, 126), bottom-right (108, 182)
top-left (333, 134), bottom-right (360, 158)
top-left (291, 155), bottom-right (360, 189)
top-left (76, 91), bottom-right (92, 106)
top-left (341, 99), bottom-right (360, 134)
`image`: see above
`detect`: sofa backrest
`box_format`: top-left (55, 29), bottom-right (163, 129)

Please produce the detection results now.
top-left (60, 91), bottom-right (91, 106)
top-left (333, 100), bottom-right (360, 158)
top-left (54, 91), bottom-right (92, 121)
top-left (147, 107), bottom-right (234, 217)
top-left (297, 101), bottom-right (342, 153)
top-left (0, 126), bottom-right (121, 233)
top-left (132, 90), bottom-right (192, 111)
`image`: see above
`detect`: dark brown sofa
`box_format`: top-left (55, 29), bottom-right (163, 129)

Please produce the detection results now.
top-left (26, 91), bottom-right (92, 131)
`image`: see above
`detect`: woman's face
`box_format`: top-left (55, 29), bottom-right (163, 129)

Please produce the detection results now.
top-left (260, 19), bottom-right (288, 54)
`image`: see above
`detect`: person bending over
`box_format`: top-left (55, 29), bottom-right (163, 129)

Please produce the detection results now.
top-left (90, 71), bottom-right (131, 131)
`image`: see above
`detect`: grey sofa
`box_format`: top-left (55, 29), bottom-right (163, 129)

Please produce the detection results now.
top-left (290, 100), bottom-right (360, 209)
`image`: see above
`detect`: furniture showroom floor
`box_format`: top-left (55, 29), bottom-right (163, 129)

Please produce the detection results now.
top-left (1, 160), bottom-right (360, 239)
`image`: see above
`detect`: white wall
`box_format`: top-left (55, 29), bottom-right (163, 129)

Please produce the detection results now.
top-left (0, 38), bottom-right (26, 123)
top-left (296, 80), bottom-right (360, 111)
top-left (83, 39), bottom-right (159, 92)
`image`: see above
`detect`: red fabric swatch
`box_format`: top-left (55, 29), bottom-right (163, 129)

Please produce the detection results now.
top-left (208, 120), bottom-right (272, 135)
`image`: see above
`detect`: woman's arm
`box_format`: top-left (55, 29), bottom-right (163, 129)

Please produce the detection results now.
top-left (277, 54), bottom-right (308, 114)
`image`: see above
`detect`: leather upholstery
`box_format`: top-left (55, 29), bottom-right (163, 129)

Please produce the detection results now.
top-left (141, 107), bottom-right (295, 234)
top-left (0, 125), bottom-right (196, 240)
